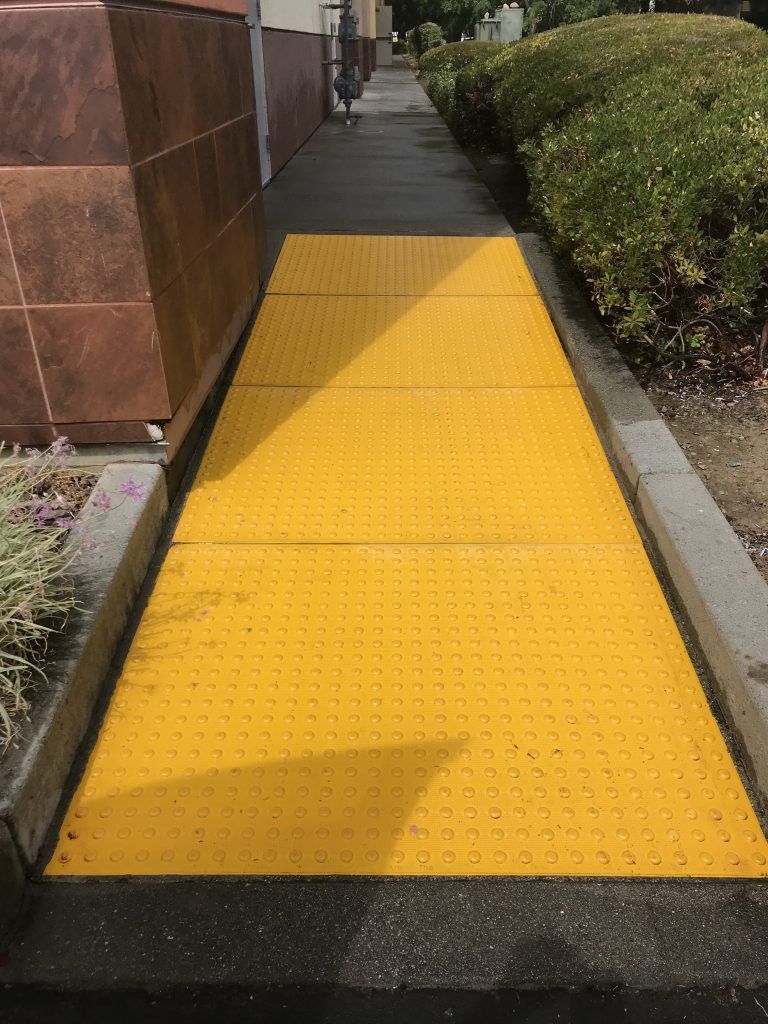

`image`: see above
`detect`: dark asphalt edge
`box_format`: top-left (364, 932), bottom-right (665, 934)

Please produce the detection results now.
top-left (4, 983), bottom-right (768, 1024)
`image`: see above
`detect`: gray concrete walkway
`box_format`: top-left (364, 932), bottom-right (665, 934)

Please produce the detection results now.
top-left (263, 58), bottom-right (511, 261)
top-left (3, 60), bottom-right (768, 1024)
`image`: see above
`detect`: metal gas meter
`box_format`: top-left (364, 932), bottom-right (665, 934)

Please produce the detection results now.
top-left (323, 0), bottom-right (360, 124)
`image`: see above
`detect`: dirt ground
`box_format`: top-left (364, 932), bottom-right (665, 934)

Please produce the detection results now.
top-left (640, 371), bottom-right (768, 582)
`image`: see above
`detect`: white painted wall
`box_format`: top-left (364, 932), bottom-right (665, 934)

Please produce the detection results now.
top-left (376, 3), bottom-right (392, 65)
top-left (260, 0), bottom-right (338, 34)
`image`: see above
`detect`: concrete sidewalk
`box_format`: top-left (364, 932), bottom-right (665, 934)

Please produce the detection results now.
top-left (263, 58), bottom-right (511, 263)
top-left (2, 61), bottom-right (768, 1024)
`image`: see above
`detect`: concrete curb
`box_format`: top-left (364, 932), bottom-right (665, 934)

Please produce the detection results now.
top-left (518, 232), bottom-right (768, 807)
top-left (0, 463), bottom-right (167, 927)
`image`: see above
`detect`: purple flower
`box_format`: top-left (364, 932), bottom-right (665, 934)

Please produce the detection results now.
top-left (54, 517), bottom-right (71, 529)
top-left (119, 476), bottom-right (147, 503)
top-left (91, 490), bottom-right (112, 510)
top-left (51, 436), bottom-right (75, 457)
top-left (32, 503), bottom-right (53, 527)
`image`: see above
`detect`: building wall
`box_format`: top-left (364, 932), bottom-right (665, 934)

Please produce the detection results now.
top-left (376, 3), bottom-right (393, 67)
top-left (0, 0), bottom-right (266, 448)
top-left (260, 1), bottom-right (337, 176)
top-left (261, 29), bottom-right (335, 176)
top-left (260, 0), bottom-right (378, 176)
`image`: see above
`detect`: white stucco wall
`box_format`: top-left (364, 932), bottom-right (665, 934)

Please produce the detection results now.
top-left (260, 0), bottom-right (338, 34)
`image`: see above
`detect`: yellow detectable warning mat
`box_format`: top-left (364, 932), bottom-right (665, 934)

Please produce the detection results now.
top-left (47, 234), bottom-right (768, 878)
top-left (267, 234), bottom-right (538, 297)
top-left (173, 386), bottom-right (638, 545)
top-left (49, 544), bottom-right (768, 877)
top-left (234, 295), bottom-right (574, 388)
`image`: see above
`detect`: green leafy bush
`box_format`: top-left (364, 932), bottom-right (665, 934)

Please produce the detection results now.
top-left (412, 21), bottom-right (443, 57)
top-left (420, 41), bottom-right (503, 144)
top-left (452, 45), bottom-right (505, 146)
top-left (492, 14), bottom-right (768, 146)
top-left (525, 54), bottom-right (768, 346)
top-left (421, 16), bottom-right (768, 357)
top-left (420, 39), bottom-right (499, 76)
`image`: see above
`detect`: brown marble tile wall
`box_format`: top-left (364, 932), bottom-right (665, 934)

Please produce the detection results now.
top-left (111, 5), bottom-right (265, 424)
top-left (0, 0), bottom-right (266, 449)
top-left (262, 29), bottom-right (335, 176)
top-left (0, 7), bottom-right (129, 167)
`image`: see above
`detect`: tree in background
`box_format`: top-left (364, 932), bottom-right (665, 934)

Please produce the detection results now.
top-left (393, 0), bottom-right (488, 38)
top-left (395, 0), bottom-right (756, 39)
top-left (524, 0), bottom-right (638, 32)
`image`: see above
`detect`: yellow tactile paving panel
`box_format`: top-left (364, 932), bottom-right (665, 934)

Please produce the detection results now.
top-left (267, 234), bottom-right (538, 296)
top-left (49, 544), bottom-right (768, 878)
top-left (234, 295), bottom-right (574, 388)
top-left (48, 234), bottom-right (768, 878)
top-left (174, 386), bottom-right (637, 545)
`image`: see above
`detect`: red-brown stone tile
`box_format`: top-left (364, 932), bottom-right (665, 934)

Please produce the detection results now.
top-left (184, 248), bottom-right (215, 373)
top-left (150, 12), bottom-right (201, 152)
top-left (133, 142), bottom-right (205, 297)
top-left (251, 192), bottom-right (268, 280)
top-left (194, 132), bottom-right (224, 241)
top-left (209, 203), bottom-right (258, 354)
top-left (234, 23), bottom-right (256, 116)
top-left (0, 167), bottom-right (150, 305)
top-left (0, 212), bottom-right (21, 305)
top-left (107, 8), bottom-right (163, 165)
top-left (262, 30), bottom-right (333, 175)
top-left (56, 420), bottom-right (152, 444)
top-left (0, 7), bottom-right (128, 167)
top-left (215, 114), bottom-right (259, 225)
top-left (0, 308), bottom-right (49, 423)
top-left (208, 213), bottom-right (239, 350)
top-left (30, 304), bottom-right (171, 423)
top-left (153, 273), bottom-right (198, 413)
top-left (0, 423), bottom-right (55, 447)
top-left (187, 17), bottom-right (228, 137)
top-left (219, 20), bottom-right (249, 122)
top-left (110, 7), bottom-right (248, 163)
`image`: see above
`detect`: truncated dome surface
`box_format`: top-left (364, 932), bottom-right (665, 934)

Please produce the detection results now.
top-left (48, 544), bottom-right (768, 877)
top-left (48, 234), bottom-right (768, 878)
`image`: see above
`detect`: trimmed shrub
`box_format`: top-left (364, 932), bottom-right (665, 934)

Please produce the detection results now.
top-left (453, 46), bottom-right (505, 147)
top-left (420, 16), bottom-right (768, 359)
top-left (491, 14), bottom-right (768, 146)
top-left (420, 41), bottom-right (503, 145)
top-left (412, 22), bottom-right (443, 58)
top-left (525, 54), bottom-right (768, 346)
top-left (420, 40), bottom-right (500, 77)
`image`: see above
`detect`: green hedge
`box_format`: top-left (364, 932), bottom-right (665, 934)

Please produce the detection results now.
top-left (526, 54), bottom-right (768, 343)
top-left (492, 14), bottom-right (768, 146)
top-left (411, 22), bottom-right (443, 58)
top-left (420, 41), bottom-right (504, 145)
top-left (419, 15), bottom-right (768, 354)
